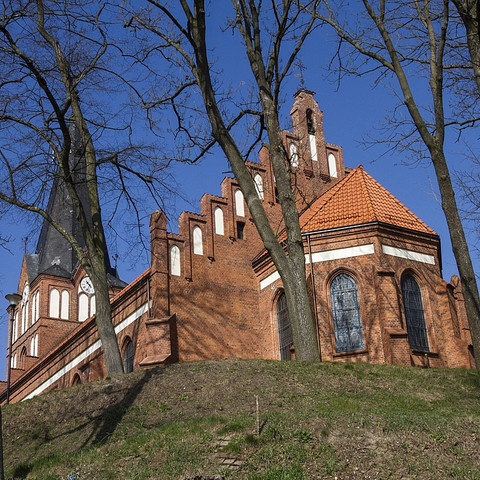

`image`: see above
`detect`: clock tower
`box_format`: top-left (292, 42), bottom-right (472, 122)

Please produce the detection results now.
top-left (8, 124), bottom-right (126, 377)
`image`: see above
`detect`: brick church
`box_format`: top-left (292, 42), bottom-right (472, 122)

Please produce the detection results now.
top-left (1, 89), bottom-right (474, 403)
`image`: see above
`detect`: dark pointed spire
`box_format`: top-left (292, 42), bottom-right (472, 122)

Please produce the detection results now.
top-left (30, 123), bottom-right (124, 286)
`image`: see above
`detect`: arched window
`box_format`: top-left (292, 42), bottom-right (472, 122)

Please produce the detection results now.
top-left (90, 295), bottom-right (96, 316)
top-left (330, 273), bottom-right (365, 353)
top-left (214, 207), bottom-right (224, 235)
top-left (72, 373), bottom-right (81, 385)
top-left (289, 143), bottom-right (299, 168)
top-left (49, 289), bottom-right (60, 318)
top-left (31, 294), bottom-right (36, 325)
top-left (254, 174), bottom-right (264, 200)
top-left (78, 278), bottom-right (95, 322)
top-left (235, 189), bottom-right (245, 217)
top-left (78, 293), bottom-right (89, 322)
top-left (12, 354), bottom-right (17, 369)
top-left (14, 312), bottom-right (18, 342)
top-left (276, 293), bottom-right (293, 360)
top-left (19, 347), bottom-right (26, 369)
top-left (170, 245), bottom-right (181, 276)
top-left (306, 109), bottom-right (315, 134)
top-left (35, 291), bottom-right (40, 322)
top-left (21, 283), bottom-right (29, 334)
top-left (34, 333), bottom-right (39, 357)
top-left (328, 153), bottom-right (338, 178)
top-left (31, 290), bottom-right (39, 323)
top-left (61, 290), bottom-right (69, 319)
top-left (193, 226), bottom-right (203, 255)
top-left (307, 111), bottom-right (318, 162)
top-left (123, 339), bottom-right (134, 373)
top-left (402, 274), bottom-right (429, 351)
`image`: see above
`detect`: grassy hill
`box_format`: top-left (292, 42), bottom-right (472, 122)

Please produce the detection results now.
top-left (2, 359), bottom-right (480, 479)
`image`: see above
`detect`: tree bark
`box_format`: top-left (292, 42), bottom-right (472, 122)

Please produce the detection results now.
top-left (429, 145), bottom-right (480, 368)
top-left (188, 0), bottom-right (320, 360)
top-left (319, 0), bottom-right (480, 368)
top-left (451, 0), bottom-right (480, 98)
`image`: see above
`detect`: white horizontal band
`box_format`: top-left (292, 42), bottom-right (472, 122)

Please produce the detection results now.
top-left (382, 245), bottom-right (435, 265)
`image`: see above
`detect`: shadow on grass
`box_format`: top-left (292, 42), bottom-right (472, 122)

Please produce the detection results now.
top-left (80, 368), bottom-right (156, 447)
top-left (11, 461), bottom-right (32, 479)
top-left (7, 368), bottom-right (159, 478)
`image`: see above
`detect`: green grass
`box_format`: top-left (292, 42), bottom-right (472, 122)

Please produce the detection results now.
top-left (2, 359), bottom-right (480, 479)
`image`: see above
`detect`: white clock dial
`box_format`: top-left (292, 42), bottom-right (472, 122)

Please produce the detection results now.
top-left (80, 277), bottom-right (95, 294)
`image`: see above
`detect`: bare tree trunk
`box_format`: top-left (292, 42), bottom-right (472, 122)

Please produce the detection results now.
top-left (188, 0), bottom-right (319, 360)
top-left (430, 145), bottom-right (480, 368)
top-left (451, 0), bottom-right (480, 97)
top-left (318, 0), bottom-right (480, 368)
top-left (90, 254), bottom-right (124, 376)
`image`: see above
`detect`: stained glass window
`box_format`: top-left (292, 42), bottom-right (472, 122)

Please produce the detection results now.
top-left (277, 293), bottom-right (293, 360)
top-left (330, 274), bottom-right (365, 353)
top-left (124, 339), bottom-right (134, 373)
top-left (402, 274), bottom-right (429, 351)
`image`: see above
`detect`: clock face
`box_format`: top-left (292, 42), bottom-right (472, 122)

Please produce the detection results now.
top-left (80, 277), bottom-right (95, 295)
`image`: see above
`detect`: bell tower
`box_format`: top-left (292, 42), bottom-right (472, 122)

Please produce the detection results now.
top-left (285, 89), bottom-right (346, 208)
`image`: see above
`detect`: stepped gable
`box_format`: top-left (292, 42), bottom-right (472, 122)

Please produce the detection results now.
top-left (299, 165), bottom-right (436, 235)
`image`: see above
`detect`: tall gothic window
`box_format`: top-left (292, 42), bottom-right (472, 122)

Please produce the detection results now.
top-left (235, 189), bottom-right (245, 217)
top-left (78, 277), bottom-right (95, 322)
top-left (254, 174), bottom-right (264, 200)
top-left (401, 274), bottom-right (429, 351)
top-left (330, 273), bottom-right (365, 353)
top-left (306, 109), bottom-right (315, 134)
top-left (214, 207), bottom-right (224, 235)
top-left (61, 290), bottom-right (69, 319)
top-left (276, 293), bottom-right (293, 360)
top-left (328, 153), bottom-right (338, 178)
top-left (123, 339), bottom-right (134, 373)
top-left (49, 288), bottom-right (60, 318)
top-left (193, 226), bottom-right (203, 255)
top-left (21, 283), bottom-right (29, 334)
top-left (170, 245), bottom-right (181, 276)
top-left (306, 109), bottom-right (318, 161)
top-left (289, 143), bottom-right (299, 168)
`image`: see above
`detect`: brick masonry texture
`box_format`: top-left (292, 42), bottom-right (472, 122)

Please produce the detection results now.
top-left (2, 90), bottom-right (473, 403)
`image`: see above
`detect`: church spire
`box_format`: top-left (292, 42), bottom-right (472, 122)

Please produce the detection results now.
top-left (31, 123), bottom-right (121, 284)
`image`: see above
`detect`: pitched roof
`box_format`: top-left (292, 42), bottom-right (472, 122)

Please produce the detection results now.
top-left (299, 166), bottom-right (436, 235)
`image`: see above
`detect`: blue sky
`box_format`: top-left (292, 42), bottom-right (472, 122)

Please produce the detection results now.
top-left (0, 3), bottom-right (478, 380)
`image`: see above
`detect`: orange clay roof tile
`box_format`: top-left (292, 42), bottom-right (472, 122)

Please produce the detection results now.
top-left (299, 166), bottom-right (436, 235)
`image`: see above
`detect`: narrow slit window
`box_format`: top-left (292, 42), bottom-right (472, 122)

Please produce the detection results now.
top-left (235, 189), bottom-right (245, 217)
top-left (289, 143), bottom-right (298, 168)
top-left (254, 174), bottom-right (264, 200)
top-left (328, 153), bottom-right (338, 178)
top-left (237, 221), bottom-right (245, 240)
top-left (193, 226), bottom-right (203, 255)
top-left (214, 207), bottom-right (224, 235)
top-left (170, 245), bottom-right (181, 276)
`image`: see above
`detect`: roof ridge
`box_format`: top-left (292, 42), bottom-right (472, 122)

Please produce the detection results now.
top-left (299, 167), bottom-right (360, 230)
top-left (359, 167), bottom-right (376, 221)
top-left (298, 165), bottom-right (436, 235)
top-left (361, 169), bottom-right (434, 233)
